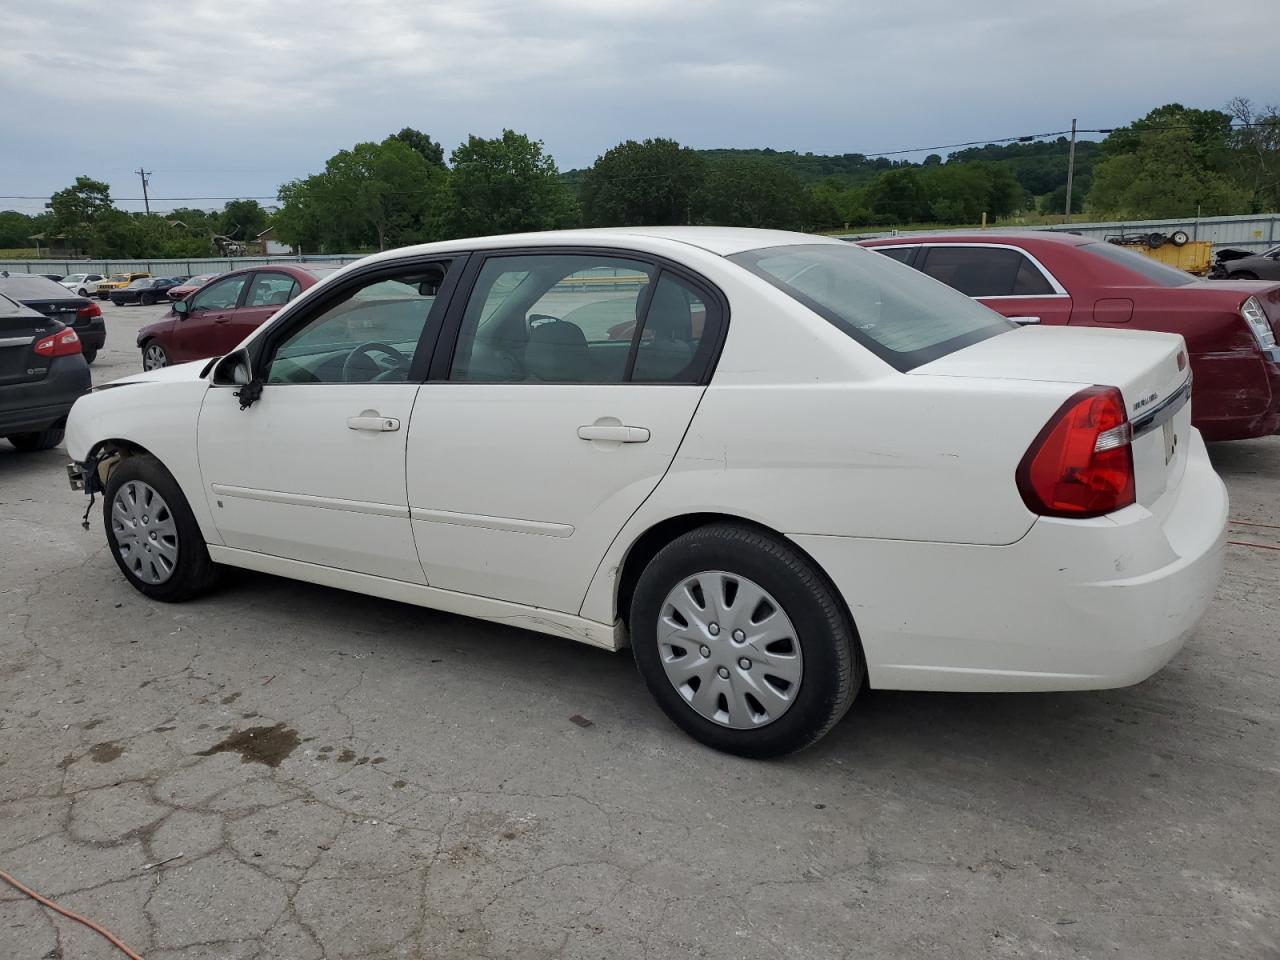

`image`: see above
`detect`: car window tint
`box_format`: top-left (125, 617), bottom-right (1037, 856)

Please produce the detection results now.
top-left (263, 263), bottom-right (449, 385)
top-left (1079, 241), bottom-right (1196, 287)
top-left (918, 246), bottom-right (1031, 297)
top-left (731, 243), bottom-right (1012, 372)
top-left (1011, 258), bottom-right (1055, 295)
top-left (450, 255), bottom-right (654, 383)
top-left (190, 275), bottom-right (248, 311)
top-left (631, 273), bottom-right (717, 384)
top-left (875, 246), bottom-right (914, 264)
top-left (245, 273), bottom-right (298, 308)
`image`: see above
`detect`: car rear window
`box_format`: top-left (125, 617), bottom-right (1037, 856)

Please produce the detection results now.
top-left (1080, 241), bottom-right (1196, 287)
top-left (0, 274), bottom-right (73, 298)
top-left (731, 243), bottom-right (1013, 371)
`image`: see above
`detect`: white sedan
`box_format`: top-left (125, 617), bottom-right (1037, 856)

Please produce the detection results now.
top-left (65, 228), bottom-right (1228, 756)
top-left (60, 272), bottom-right (107, 297)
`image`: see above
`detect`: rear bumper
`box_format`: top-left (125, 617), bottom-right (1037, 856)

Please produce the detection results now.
top-left (0, 358), bottom-right (92, 435)
top-left (1195, 357), bottom-right (1280, 441)
top-left (792, 429), bottom-right (1228, 692)
top-left (77, 319), bottom-right (106, 350)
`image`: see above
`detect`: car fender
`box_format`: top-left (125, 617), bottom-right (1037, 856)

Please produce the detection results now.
top-left (66, 369), bottom-right (223, 546)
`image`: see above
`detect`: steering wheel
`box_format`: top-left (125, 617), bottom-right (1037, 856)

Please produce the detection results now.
top-left (341, 341), bottom-right (410, 382)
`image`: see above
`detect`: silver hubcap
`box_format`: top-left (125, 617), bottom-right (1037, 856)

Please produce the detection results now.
top-left (111, 481), bottom-right (179, 585)
top-left (143, 344), bottom-right (167, 370)
top-left (658, 571), bottom-right (803, 729)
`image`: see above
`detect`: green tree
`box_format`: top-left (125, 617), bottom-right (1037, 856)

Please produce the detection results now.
top-left (217, 199), bottom-right (270, 241)
top-left (580, 138), bottom-right (704, 226)
top-left (0, 211), bottom-right (39, 248)
top-left (390, 127), bottom-right (446, 169)
top-left (1088, 103), bottom-right (1248, 217)
top-left (1227, 97), bottom-right (1280, 212)
top-left (275, 138), bottom-right (448, 252)
top-left (863, 168), bottom-right (931, 223)
top-left (46, 176), bottom-right (114, 248)
top-left (445, 130), bottom-right (577, 237)
top-left (694, 157), bottom-right (809, 230)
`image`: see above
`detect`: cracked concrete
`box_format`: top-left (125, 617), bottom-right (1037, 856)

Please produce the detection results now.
top-left (1, 301), bottom-right (1278, 958)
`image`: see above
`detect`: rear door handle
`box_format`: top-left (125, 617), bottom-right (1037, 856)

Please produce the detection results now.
top-left (1009, 316), bottom-right (1041, 325)
top-left (347, 415), bottom-right (400, 432)
top-left (577, 424), bottom-right (650, 443)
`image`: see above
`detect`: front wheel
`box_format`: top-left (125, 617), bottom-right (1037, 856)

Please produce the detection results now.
top-left (77, 287), bottom-right (89, 297)
top-left (630, 524), bottom-right (862, 757)
top-left (142, 341), bottom-right (169, 370)
top-left (6, 428), bottom-right (64, 452)
top-left (104, 454), bottom-right (219, 602)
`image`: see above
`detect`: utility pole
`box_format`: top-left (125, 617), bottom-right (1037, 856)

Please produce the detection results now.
top-left (136, 167), bottom-right (152, 215)
top-left (1063, 118), bottom-right (1077, 223)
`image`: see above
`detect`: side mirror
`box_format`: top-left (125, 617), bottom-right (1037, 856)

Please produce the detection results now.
top-left (211, 348), bottom-right (253, 387)
top-left (173, 299), bottom-right (189, 317)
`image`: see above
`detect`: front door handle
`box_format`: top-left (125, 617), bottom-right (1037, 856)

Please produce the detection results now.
top-left (1009, 316), bottom-right (1041, 325)
top-left (577, 424), bottom-right (649, 443)
top-left (212, 314), bottom-right (230, 324)
top-left (347, 415), bottom-right (400, 432)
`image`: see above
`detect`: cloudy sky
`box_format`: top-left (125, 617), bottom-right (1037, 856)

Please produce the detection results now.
top-left (0, 0), bottom-right (1273, 215)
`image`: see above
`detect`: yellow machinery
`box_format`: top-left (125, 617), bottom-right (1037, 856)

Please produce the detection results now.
top-left (1105, 232), bottom-right (1213, 276)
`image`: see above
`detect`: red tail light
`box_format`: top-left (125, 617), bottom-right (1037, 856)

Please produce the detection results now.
top-left (1016, 386), bottom-right (1135, 519)
top-left (33, 326), bottom-right (82, 358)
top-left (77, 302), bottom-right (102, 321)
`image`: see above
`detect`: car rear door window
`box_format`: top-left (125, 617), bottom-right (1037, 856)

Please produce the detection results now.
top-left (449, 255), bottom-right (655, 383)
top-left (630, 272), bottom-right (720, 384)
top-left (875, 246), bottom-right (915, 264)
top-left (245, 272), bottom-right (300, 308)
top-left (918, 246), bottom-right (1054, 297)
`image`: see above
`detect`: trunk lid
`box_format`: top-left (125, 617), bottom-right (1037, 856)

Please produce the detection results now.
top-left (0, 295), bottom-right (58, 385)
top-left (1186, 278), bottom-right (1280, 341)
top-left (913, 325), bottom-right (1192, 512)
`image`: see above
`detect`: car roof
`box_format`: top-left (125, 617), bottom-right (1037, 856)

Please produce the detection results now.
top-left (356, 227), bottom-right (845, 266)
top-left (862, 230), bottom-right (1093, 247)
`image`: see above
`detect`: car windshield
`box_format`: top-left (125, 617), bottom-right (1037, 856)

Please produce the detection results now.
top-left (128, 279), bottom-right (150, 288)
top-left (730, 243), bottom-right (1013, 371)
top-left (109, 274), bottom-right (130, 282)
top-left (1080, 241), bottom-right (1196, 287)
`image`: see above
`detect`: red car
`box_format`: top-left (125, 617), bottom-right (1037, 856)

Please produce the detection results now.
top-left (860, 232), bottom-right (1280, 441)
top-left (165, 273), bottom-right (222, 301)
top-left (138, 264), bottom-right (339, 370)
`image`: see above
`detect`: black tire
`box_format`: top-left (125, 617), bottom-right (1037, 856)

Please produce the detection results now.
top-left (77, 288), bottom-right (89, 297)
top-left (630, 523), bottom-right (862, 758)
top-left (6, 428), bottom-right (64, 452)
top-left (140, 292), bottom-right (154, 306)
top-left (97, 291), bottom-right (109, 301)
top-left (1171, 230), bottom-right (1190, 247)
top-left (103, 454), bottom-right (220, 602)
top-left (1146, 232), bottom-right (1167, 249)
top-left (82, 348), bottom-right (97, 364)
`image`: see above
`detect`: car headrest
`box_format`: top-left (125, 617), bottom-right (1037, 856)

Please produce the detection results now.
top-left (525, 320), bottom-right (590, 382)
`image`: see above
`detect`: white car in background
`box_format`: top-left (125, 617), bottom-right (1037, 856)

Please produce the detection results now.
top-left (64, 227), bottom-right (1228, 756)
top-left (60, 273), bottom-right (107, 297)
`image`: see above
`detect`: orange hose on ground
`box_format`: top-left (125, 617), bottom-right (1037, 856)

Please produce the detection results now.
top-left (1228, 540), bottom-right (1280, 551)
top-left (0, 869), bottom-right (145, 960)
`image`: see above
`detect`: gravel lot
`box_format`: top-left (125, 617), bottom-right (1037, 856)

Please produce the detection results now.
top-left (1, 299), bottom-right (1278, 959)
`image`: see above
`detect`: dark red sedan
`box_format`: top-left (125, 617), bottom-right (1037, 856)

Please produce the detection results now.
top-left (137, 264), bottom-right (339, 370)
top-left (860, 232), bottom-right (1280, 441)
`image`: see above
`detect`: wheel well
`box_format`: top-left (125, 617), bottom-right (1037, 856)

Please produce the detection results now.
top-left (613, 513), bottom-right (858, 639)
top-left (85, 438), bottom-right (154, 492)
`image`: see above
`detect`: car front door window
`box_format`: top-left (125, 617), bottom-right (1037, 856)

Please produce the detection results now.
top-left (263, 265), bottom-right (448, 385)
top-left (190, 275), bottom-right (248, 313)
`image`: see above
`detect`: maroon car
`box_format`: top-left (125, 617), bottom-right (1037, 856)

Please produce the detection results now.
top-left (860, 232), bottom-right (1280, 441)
top-left (138, 264), bottom-right (339, 370)
top-left (166, 273), bottom-right (221, 301)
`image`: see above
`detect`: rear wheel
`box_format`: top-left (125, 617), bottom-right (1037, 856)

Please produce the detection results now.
top-left (142, 341), bottom-right (169, 370)
top-left (104, 454), bottom-right (219, 602)
top-left (6, 428), bottom-right (64, 452)
top-left (630, 523), bottom-right (862, 757)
